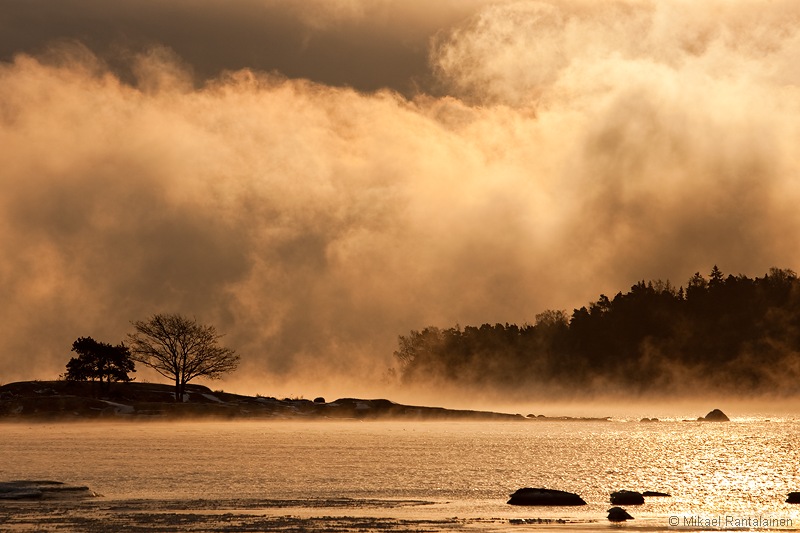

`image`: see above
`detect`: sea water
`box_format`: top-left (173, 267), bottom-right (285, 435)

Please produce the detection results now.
top-left (1, 418), bottom-right (799, 531)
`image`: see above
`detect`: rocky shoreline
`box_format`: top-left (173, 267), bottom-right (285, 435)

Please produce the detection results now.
top-left (0, 380), bottom-right (611, 422)
top-left (0, 480), bottom-right (98, 500)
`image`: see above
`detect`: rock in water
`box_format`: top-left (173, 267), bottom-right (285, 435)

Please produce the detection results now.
top-left (642, 491), bottom-right (671, 497)
top-left (0, 480), bottom-right (98, 500)
top-left (507, 487), bottom-right (587, 506)
top-left (608, 507), bottom-right (634, 521)
top-left (698, 409), bottom-right (730, 422)
top-left (787, 492), bottom-right (800, 504)
top-left (610, 490), bottom-right (645, 505)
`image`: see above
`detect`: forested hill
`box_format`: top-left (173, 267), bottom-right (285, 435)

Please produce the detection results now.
top-left (393, 267), bottom-right (800, 396)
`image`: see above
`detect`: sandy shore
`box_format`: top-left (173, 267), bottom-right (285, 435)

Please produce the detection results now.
top-left (0, 497), bottom-right (629, 532)
top-left (0, 498), bottom-right (482, 532)
top-left (6, 496), bottom-right (785, 532)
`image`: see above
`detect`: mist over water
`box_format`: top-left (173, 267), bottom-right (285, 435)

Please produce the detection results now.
top-left (3, 420), bottom-right (800, 531)
top-left (1, 0), bottom-right (800, 402)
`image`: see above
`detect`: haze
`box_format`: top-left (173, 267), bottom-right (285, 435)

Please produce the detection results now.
top-left (2, 0), bottom-right (799, 404)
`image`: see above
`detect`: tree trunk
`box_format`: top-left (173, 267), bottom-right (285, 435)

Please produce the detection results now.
top-left (174, 377), bottom-right (181, 402)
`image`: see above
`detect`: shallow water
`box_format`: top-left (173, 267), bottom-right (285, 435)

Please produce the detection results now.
top-left (1, 419), bottom-right (799, 531)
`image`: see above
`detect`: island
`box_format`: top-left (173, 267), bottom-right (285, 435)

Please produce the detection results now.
top-left (0, 380), bottom-right (610, 421)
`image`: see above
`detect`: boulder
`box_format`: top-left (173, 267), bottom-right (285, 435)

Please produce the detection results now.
top-left (610, 490), bottom-right (645, 505)
top-left (698, 409), bottom-right (730, 422)
top-left (608, 507), bottom-right (634, 522)
top-left (642, 491), bottom-right (671, 497)
top-left (786, 492), bottom-right (800, 504)
top-left (507, 487), bottom-right (587, 506)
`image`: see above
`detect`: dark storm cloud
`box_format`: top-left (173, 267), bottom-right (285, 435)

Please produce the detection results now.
top-left (1, 0), bottom-right (799, 402)
top-left (0, 0), bottom-right (485, 94)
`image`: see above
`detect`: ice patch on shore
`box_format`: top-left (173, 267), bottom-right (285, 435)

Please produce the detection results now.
top-left (99, 401), bottom-right (134, 414)
top-left (201, 393), bottom-right (225, 403)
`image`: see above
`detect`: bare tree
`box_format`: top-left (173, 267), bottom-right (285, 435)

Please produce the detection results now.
top-left (127, 313), bottom-right (240, 402)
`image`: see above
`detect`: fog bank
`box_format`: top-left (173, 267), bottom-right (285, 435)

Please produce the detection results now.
top-left (1, 0), bottom-right (799, 402)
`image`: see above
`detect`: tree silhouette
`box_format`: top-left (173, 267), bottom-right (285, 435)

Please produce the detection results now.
top-left (392, 267), bottom-right (800, 396)
top-left (709, 265), bottom-right (724, 288)
top-left (63, 337), bottom-right (135, 385)
top-left (127, 313), bottom-right (240, 402)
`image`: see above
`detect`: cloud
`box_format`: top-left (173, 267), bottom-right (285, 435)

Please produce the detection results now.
top-left (1, 1), bottom-right (799, 403)
top-left (0, 0), bottom-right (489, 95)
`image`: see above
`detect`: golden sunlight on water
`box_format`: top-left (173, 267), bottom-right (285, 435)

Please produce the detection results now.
top-left (1, 420), bottom-right (799, 531)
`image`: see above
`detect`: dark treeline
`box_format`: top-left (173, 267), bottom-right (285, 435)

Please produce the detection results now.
top-left (394, 267), bottom-right (800, 396)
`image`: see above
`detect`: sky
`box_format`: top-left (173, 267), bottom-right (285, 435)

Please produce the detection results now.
top-left (1, 0), bottom-right (800, 404)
